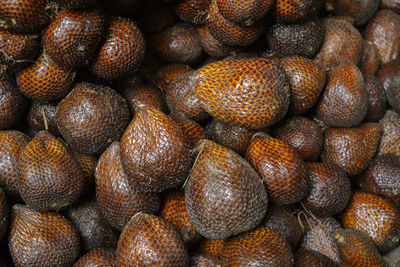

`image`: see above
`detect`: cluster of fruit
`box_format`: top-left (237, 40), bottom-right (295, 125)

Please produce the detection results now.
top-left (0, 0), bottom-right (399, 266)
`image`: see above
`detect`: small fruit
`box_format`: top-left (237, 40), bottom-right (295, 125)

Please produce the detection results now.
top-left (27, 100), bottom-right (59, 136)
top-left (363, 74), bottom-right (387, 122)
top-left (359, 40), bottom-right (381, 75)
top-left (73, 248), bottom-right (115, 267)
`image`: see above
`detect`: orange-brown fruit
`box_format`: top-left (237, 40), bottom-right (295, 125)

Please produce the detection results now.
top-left (54, 0), bottom-right (99, 9)
top-left (198, 238), bottom-right (226, 259)
top-left (281, 56), bottom-right (326, 114)
top-left (171, 113), bottom-right (208, 149)
top-left (196, 25), bottom-right (233, 58)
top-left (16, 54), bottom-right (76, 101)
top-left (365, 9), bottom-right (400, 65)
top-left (0, 0), bottom-right (49, 33)
top-left (185, 139), bottom-right (268, 239)
top-left (190, 253), bottom-right (221, 267)
top-left (216, 0), bottom-right (273, 26)
top-left (342, 192), bottom-right (400, 253)
top-left (363, 74), bottom-right (387, 122)
top-left (73, 248), bottom-right (115, 267)
top-left (90, 16), bottom-right (145, 80)
top-left (334, 0), bottom-right (379, 25)
top-left (166, 70), bottom-right (208, 121)
top-left (121, 105), bottom-right (191, 192)
top-left (176, 0), bottom-right (211, 24)
top-left (322, 123), bottom-right (381, 176)
top-left (330, 15), bottom-right (356, 25)
top-left (65, 198), bottom-right (118, 252)
top-left (295, 248), bottom-right (338, 267)
top-left (160, 191), bottom-right (201, 244)
top-left (378, 110), bottom-right (400, 157)
top-left (273, 116), bottom-right (323, 162)
top-left (315, 18), bottom-right (363, 70)
top-left (17, 131), bottom-right (85, 211)
top-left (56, 82), bottom-right (130, 155)
top-left (360, 154), bottom-right (400, 205)
top-left (0, 75), bottom-right (26, 129)
top-left (303, 162), bottom-right (351, 217)
top-left (68, 148), bottom-right (97, 195)
top-left (267, 18), bottom-right (324, 59)
top-left (207, 0), bottom-right (263, 46)
top-left (152, 63), bottom-right (192, 93)
top-left (317, 62), bottom-right (367, 127)
top-left (194, 58), bottom-right (290, 129)
top-left (359, 40), bottom-right (381, 75)
top-left (246, 133), bottom-right (309, 205)
top-left (43, 10), bottom-right (106, 69)
top-left (9, 204), bottom-right (80, 266)
top-left (221, 226), bottom-right (295, 266)
top-left (27, 100), bottom-right (59, 136)
top-left (274, 0), bottom-right (319, 23)
top-left (116, 213), bottom-right (189, 266)
top-left (95, 142), bottom-right (160, 231)
top-left (377, 59), bottom-right (400, 114)
top-left (149, 23), bottom-right (202, 64)
top-left (380, 0), bottom-right (400, 13)
top-left (335, 228), bottom-right (387, 267)
top-left (0, 187), bottom-right (9, 241)
top-left (0, 130), bottom-right (29, 203)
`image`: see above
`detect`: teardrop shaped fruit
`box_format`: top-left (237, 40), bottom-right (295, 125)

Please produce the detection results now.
top-left (73, 248), bottom-right (115, 267)
top-left (120, 105), bottom-right (191, 192)
top-left (378, 110), bottom-right (400, 158)
top-left (246, 133), bottom-right (309, 205)
top-left (363, 74), bottom-right (387, 122)
top-left (194, 57), bottom-right (289, 129)
top-left (0, 187), bottom-right (9, 241)
top-left (342, 192), bottom-right (400, 253)
top-left (333, 0), bottom-right (379, 25)
top-left (0, 74), bottom-right (26, 129)
top-left (176, 0), bottom-right (211, 24)
top-left (56, 82), bottom-right (130, 155)
top-left (116, 213), bottom-right (189, 266)
top-left (9, 204), bottom-right (80, 266)
top-left (295, 248), bottom-right (338, 267)
top-left (359, 40), bottom-right (381, 75)
top-left (95, 142), bottom-right (160, 231)
top-left (27, 100), bottom-right (59, 136)
top-left (185, 139), bottom-right (268, 239)
top-left (273, 0), bottom-right (319, 23)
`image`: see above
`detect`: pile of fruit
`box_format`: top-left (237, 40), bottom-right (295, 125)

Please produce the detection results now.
top-left (0, 0), bottom-right (399, 266)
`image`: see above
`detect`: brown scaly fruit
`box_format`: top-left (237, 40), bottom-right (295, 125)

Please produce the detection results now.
top-left (196, 25), bottom-right (233, 58)
top-left (295, 248), bottom-right (338, 267)
top-left (152, 63), bottom-right (192, 93)
top-left (198, 238), bottom-right (226, 260)
top-left (171, 113), bottom-right (208, 149)
top-left (73, 248), bottom-right (115, 267)
top-left (377, 59), bottom-right (400, 114)
top-left (190, 253), bottom-right (221, 267)
top-left (68, 147), bottom-right (97, 195)
top-left (333, 0), bottom-right (379, 25)
top-left (359, 40), bottom-right (381, 75)
top-left (54, 0), bottom-right (99, 9)
top-left (378, 110), bottom-right (400, 158)
top-left (116, 213), bottom-right (189, 266)
top-left (273, 0), bottom-right (319, 23)
top-left (380, 0), bottom-right (400, 13)
top-left (363, 74), bottom-right (387, 122)
top-left (0, 75), bottom-right (26, 129)
top-left (0, 187), bottom-right (8, 241)
top-left (185, 139), bottom-right (268, 239)
top-left (176, 0), bottom-right (211, 25)
top-left (27, 101), bottom-right (59, 136)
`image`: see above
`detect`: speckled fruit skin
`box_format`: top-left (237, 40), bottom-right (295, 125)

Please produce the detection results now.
top-left (73, 248), bottom-right (116, 267)
top-left (176, 0), bottom-right (211, 25)
top-left (377, 59), bottom-right (400, 114)
top-left (273, 0), bottom-right (318, 23)
top-left (153, 63), bottom-right (192, 93)
top-left (196, 25), bottom-right (232, 58)
top-left (363, 74), bottom-right (387, 122)
top-left (171, 114), bottom-right (207, 149)
top-left (378, 110), bottom-right (400, 158)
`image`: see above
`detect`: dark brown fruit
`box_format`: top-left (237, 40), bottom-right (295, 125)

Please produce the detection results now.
top-left (334, 0), bottom-right (379, 25)
top-left (330, 15), bottom-right (356, 25)
top-left (380, 0), bottom-right (400, 13)
top-left (216, 0), bottom-right (273, 25)
top-left (360, 154), bottom-right (400, 206)
top-left (303, 162), bottom-right (351, 217)
top-left (116, 213), bottom-right (189, 266)
top-left (221, 226), bottom-right (295, 266)
top-left (363, 74), bottom-right (387, 122)
top-left (359, 40), bottom-right (381, 75)
top-left (194, 58), bottom-right (289, 129)
top-left (295, 248), bottom-right (338, 267)
top-left (56, 82), bottom-right (130, 155)
top-left (315, 18), bottom-right (363, 70)
top-left (365, 9), bottom-right (400, 65)
top-left (65, 198), bottom-right (118, 252)
top-left (152, 63), bottom-right (192, 93)
top-left (198, 238), bottom-right (226, 259)
top-left (73, 248), bottom-right (116, 267)
top-left (43, 10), bottom-right (106, 69)
top-left (17, 131), bottom-right (85, 211)
top-left (335, 228), bottom-right (387, 267)
top-left (9, 204), bottom-right (80, 266)
top-left (267, 18), bottom-right (324, 59)
top-left (185, 139), bottom-right (268, 239)
top-left (190, 253), bottom-right (221, 267)
top-left (196, 25), bottom-right (232, 58)
top-left (121, 105), bottom-right (191, 192)
top-left (274, 0), bottom-right (318, 23)
top-left (378, 110), bottom-right (400, 157)
top-left (281, 56), bottom-right (326, 114)
top-left (273, 116), bottom-right (323, 162)
top-left (322, 123), bottom-right (381, 176)
top-left (207, 0), bottom-right (263, 46)
top-left (55, 0), bottom-right (99, 9)
top-left (149, 23), bottom-right (202, 64)
top-left (95, 142), bottom-right (160, 231)
top-left (68, 148), bottom-right (97, 195)
top-left (342, 192), bottom-right (400, 253)
top-left (176, 0), bottom-right (211, 24)
top-left (171, 114), bottom-right (207, 149)
top-left (27, 100), bottom-right (59, 136)
top-left (0, 0), bottom-right (49, 33)
top-left (246, 133), bottom-right (309, 205)
top-left (0, 130), bottom-right (29, 203)
top-left (0, 187), bottom-right (9, 241)
top-left (377, 59), bottom-right (400, 114)
top-left (90, 16), bottom-right (145, 80)
top-left (317, 62), bottom-right (367, 127)
top-left (0, 75), bottom-right (26, 129)
top-left (16, 54), bottom-right (76, 101)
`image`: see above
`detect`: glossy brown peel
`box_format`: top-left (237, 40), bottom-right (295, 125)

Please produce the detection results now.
top-left (0, 75), bottom-right (26, 130)
top-left (295, 248), bottom-right (338, 267)
top-left (176, 0), bottom-right (211, 24)
top-left (363, 74), bottom-right (387, 122)
top-left (378, 110), bottom-right (400, 158)
top-left (216, 0), bottom-right (273, 25)
top-left (73, 248), bottom-right (116, 267)
top-left (27, 101), bottom-right (59, 136)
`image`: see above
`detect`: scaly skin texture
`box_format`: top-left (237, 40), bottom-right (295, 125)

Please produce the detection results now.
top-left (217, 0), bottom-right (273, 25)
top-left (73, 248), bottom-right (116, 267)
top-left (176, 0), bottom-right (211, 24)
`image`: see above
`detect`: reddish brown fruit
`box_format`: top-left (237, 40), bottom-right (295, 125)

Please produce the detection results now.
top-left (342, 192), bottom-right (400, 253)
top-left (17, 131), bottom-right (85, 211)
top-left (176, 0), bottom-right (211, 24)
top-left (43, 10), bottom-right (106, 69)
top-left (16, 54), bottom-right (76, 101)
top-left (116, 213), bottom-right (189, 266)
top-left (216, 0), bottom-right (273, 25)
top-left (377, 59), bottom-right (400, 114)
top-left (27, 101), bottom-right (59, 136)
top-left (378, 110), bottom-right (400, 157)
top-left (9, 205), bottom-right (80, 266)
top-left (185, 139), bottom-right (268, 239)
top-left (190, 253), bottom-right (221, 267)
top-left (315, 18), bottom-right (363, 70)
top-left (0, 130), bottom-right (29, 203)
top-left (56, 82), bottom-right (130, 155)
top-left (365, 9), bottom-right (400, 65)
top-left (198, 238), bottom-right (226, 259)
top-left (95, 142), bottom-right (160, 231)
top-left (0, 75), bottom-right (26, 129)
top-left (55, 0), bottom-right (99, 9)
top-left (68, 148), bottom-right (97, 194)
top-left (196, 25), bottom-right (233, 58)
top-left (295, 248), bottom-right (338, 267)
top-left (121, 105), bottom-right (191, 192)
top-left (359, 40), bottom-right (381, 75)
top-left (73, 248), bottom-right (115, 267)
top-left (221, 226), bottom-right (295, 266)
top-left (153, 63), bottom-right (192, 93)
top-left (274, 0), bottom-right (318, 23)
top-left (317, 62), bottom-right (367, 127)
top-left (330, 15), bottom-right (356, 25)
top-left (171, 114), bottom-right (207, 149)
top-left (363, 74), bottom-right (387, 122)
top-left (0, 187), bottom-right (8, 241)
top-left (323, 123), bottom-right (381, 176)
top-left (90, 17), bottom-right (145, 80)
top-left (194, 58), bottom-right (290, 129)
top-left (281, 56), bottom-right (326, 114)
top-left (380, 0), bottom-right (400, 13)
top-left (334, 0), bottom-right (379, 25)
top-left (246, 133), bottom-right (309, 205)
